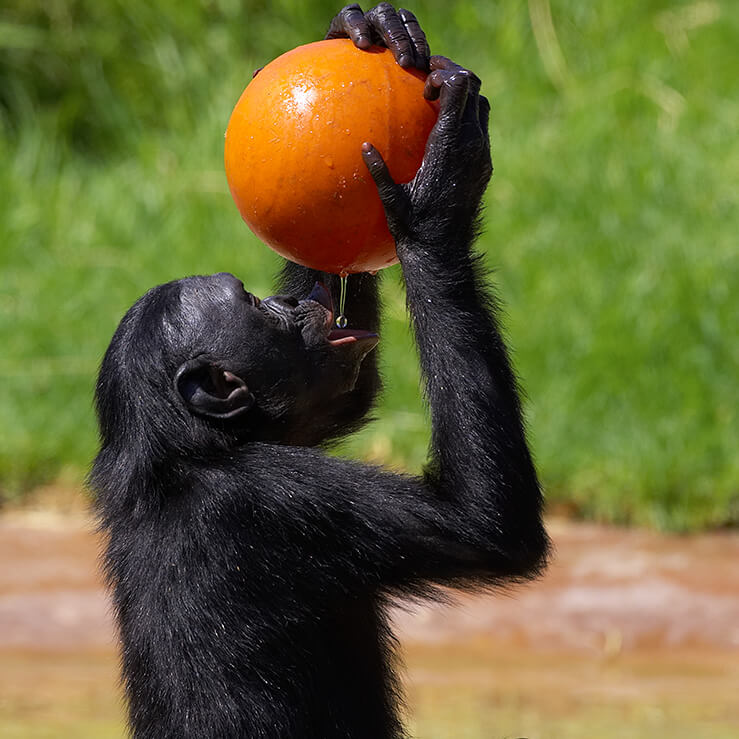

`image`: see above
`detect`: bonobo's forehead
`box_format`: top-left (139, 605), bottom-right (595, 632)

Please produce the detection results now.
top-left (178, 274), bottom-right (242, 321)
top-left (162, 273), bottom-right (257, 355)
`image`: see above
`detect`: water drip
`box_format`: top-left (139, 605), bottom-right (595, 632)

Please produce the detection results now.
top-left (335, 273), bottom-right (349, 328)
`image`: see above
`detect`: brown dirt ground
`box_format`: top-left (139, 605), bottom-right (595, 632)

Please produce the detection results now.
top-left (1, 499), bottom-right (738, 737)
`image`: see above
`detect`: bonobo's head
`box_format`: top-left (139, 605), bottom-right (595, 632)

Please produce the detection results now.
top-left (95, 273), bottom-right (379, 455)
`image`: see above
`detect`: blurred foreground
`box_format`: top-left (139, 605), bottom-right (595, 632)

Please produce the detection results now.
top-left (1, 501), bottom-right (737, 738)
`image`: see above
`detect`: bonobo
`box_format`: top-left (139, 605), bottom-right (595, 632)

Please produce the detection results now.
top-left (90, 5), bottom-right (549, 738)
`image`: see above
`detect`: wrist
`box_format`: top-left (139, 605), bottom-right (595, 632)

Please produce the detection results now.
top-left (395, 228), bottom-right (475, 268)
top-left (395, 204), bottom-right (480, 250)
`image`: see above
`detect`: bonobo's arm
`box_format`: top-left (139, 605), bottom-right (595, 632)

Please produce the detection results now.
top-left (361, 55), bottom-right (549, 569)
top-left (276, 3), bottom-right (431, 335)
top-left (221, 51), bottom-right (548, 601)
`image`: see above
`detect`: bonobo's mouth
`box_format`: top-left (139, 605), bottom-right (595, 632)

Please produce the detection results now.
top-left (303, 282), bottom-right (379, 348)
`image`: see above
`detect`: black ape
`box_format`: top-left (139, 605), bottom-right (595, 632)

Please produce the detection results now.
top-left (90, 6), bottom-right (549, 738)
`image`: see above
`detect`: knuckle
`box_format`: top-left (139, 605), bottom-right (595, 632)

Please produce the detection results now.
top-left (447, 73), bottom-right (467, 89)
top-left (467, 72), bottom-right (482, 90)
top-left (377, 2), bottom-right (395, 11)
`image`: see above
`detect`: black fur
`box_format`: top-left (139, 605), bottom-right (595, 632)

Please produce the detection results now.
top-left (90, 6), bottom-right (549, 738)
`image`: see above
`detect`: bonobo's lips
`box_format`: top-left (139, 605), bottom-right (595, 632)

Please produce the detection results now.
top-left (304, 282), bottom-right (379, 348)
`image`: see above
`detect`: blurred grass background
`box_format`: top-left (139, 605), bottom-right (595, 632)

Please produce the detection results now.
top-left (0, 0), bottom-right (737, 529)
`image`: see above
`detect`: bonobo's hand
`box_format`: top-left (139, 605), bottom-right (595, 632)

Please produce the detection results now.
top-left (361, 56), bottom-right (492, 250)
top-left (252, 4), bottom-right (428, 79)
top-left (325, 3), bottom-right (430, 71)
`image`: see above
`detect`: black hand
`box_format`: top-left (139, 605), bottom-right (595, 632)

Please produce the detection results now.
top-left (361, 56), bottom-right (492, 246)
top-left (325, 3), bottom-right (430, 71)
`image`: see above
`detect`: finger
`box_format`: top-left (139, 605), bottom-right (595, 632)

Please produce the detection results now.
top-left (423, 69), bottom-right (448, 100)
top-left (325, 4), bottom-right (373, 49)
top-left (462, 71), bottom-right (481, 127)
top-left (478, 94), bottom-right (492, 166)
top-left (478, 94), bottom-right (491, 132)
top-left (435, 73), bottom-right (471, 129)
top-left (425, 57), bottom-right (465, 101)
top-left (366, 3), bottom-right (414, 68)
top-left (429, 55), bottom-right (465, 73)
top-left (426, 63), bottom-right (482, 136)
top-left (361, 142), bottom-right (397, 197)
top-left (361, 142), bottom-right (404, 216)
top-left (252, 67), bottom-right (263, 79)
top-left (398, 8), bottom-right (430, 70)
top-left (429, 56), bottom-right (482, 93)
top-left (424, 68), bottom-right (470, 110)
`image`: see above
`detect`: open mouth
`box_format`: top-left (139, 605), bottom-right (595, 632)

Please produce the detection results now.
top-left (305, 282), bottom-right (379, 347)
top-left (326, 328), bottom-right (378, 346)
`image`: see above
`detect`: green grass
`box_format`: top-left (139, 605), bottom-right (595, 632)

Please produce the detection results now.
top-left (1, 0), bottom-right (737, 529)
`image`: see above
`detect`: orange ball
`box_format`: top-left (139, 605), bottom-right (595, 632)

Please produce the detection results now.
top-left (224, 39), bottom-right (438, 274)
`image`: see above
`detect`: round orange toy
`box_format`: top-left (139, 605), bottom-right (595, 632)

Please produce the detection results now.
top-left (224, 39), bottom-right (438, 274)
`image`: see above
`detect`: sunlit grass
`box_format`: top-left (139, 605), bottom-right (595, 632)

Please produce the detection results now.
top-left (1, 0), bottom-right (737, 528)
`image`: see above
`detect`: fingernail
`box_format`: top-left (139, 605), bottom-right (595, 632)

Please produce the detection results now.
top-left (361, 142), bottom-right (373, 153)
top-left (398, 53), bottom-right (412, 67)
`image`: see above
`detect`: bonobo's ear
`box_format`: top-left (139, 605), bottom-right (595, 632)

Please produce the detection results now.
top-left (175, 357), bottom-right (254, 420)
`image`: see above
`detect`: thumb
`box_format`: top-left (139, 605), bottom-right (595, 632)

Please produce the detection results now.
top-left (361, 143), bottom-right (407, 232)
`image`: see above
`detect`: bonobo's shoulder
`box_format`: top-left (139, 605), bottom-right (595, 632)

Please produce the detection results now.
top-left (183, 443), bottom-right (328, 489)
top-left (235, 442), bottom-right (416, 494)
top-left (186, 442), bottom-right (408, 508)
top-left (199, 442), bottom-right (386, 489)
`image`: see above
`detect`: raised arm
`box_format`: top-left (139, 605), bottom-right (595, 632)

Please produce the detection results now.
top-left (222, 54), bottom-right (548, 605)
top-left (362, 55), bottom-right (548, 569)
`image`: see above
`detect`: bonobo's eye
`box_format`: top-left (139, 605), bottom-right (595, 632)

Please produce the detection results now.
top-left (261, 295), bottom-right (298, 314)
top-left (262, 295), bottom-right (298, 309)
top-left (244, 291), bottom-right (261, 307)
top-left (212, 272), bottom-right (260, 307)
